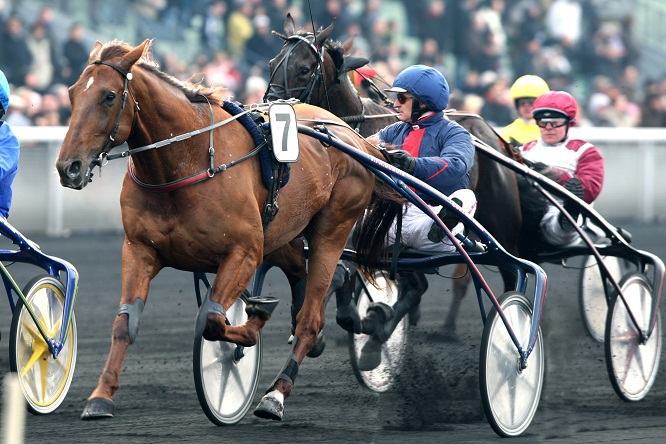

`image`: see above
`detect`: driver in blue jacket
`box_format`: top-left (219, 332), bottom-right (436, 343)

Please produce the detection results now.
top-left (347, 65), bottom-right (477, 370)
top-left (0, 69), bottom-right (20, 219)
top-left (373, 64), bottom-right (477, 251)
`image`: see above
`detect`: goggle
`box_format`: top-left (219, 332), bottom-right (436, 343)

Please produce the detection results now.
top-left (517, 98), bottom-right (536, 107)
top-left (536, 117), bottom-right (569, 128)
top-left (396, 93), bottom-right (413, 104)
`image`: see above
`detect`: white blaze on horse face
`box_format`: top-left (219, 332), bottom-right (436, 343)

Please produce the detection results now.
top-left (85, 77), bottom-right (94, 91)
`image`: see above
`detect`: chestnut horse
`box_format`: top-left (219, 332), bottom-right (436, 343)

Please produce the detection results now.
top-left (55, 39), bottom-right (402, 421)
top-left (265, 15), bottom-right (523, 337)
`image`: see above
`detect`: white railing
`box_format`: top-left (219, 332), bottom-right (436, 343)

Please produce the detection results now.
top-left (9, 125), bottom-right (666, 236)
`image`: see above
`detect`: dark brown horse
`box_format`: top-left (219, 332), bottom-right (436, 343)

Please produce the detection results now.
top-left (55, 39), bottom-right (402, 421)
top-left (265, 15), bottom-right (523, 338)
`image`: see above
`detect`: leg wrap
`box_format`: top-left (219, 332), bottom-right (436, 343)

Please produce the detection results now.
top-left (194, 288), bottom-right (226, 339)
top-left (271, 336), bottom-right (300, 388)
top-left (117, 299), bottom-right (145, 344)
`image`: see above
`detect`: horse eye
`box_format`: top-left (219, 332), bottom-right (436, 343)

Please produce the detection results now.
top-left (299, 67), bottom-right (311, 76)
top-left (104, 92), bottom-right (116, 103)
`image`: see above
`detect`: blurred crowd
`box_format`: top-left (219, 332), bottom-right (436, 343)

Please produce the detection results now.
top-left (2, 0), bottom-right (666, 129)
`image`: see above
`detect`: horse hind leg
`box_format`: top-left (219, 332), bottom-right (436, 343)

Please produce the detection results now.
top-left (355, 271), bottom-right (428, 371)
top-left (440, 264), bottom-right (471, 342)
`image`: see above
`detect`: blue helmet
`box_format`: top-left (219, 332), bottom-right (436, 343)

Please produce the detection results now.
top-left (385, 65), bottom-right (449, 112)
top-left (0, 69), bottom-right (9, 117)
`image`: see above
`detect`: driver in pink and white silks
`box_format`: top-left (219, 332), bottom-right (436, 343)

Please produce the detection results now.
top-left (521, 90), bottom-right (604, 246)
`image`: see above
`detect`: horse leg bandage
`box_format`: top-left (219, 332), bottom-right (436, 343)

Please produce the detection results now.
top-left (194, 288), bottom-right (226, 339)
top-left (117, 299), bottom-right (145, 344)
top-left (271, 336), bottom-right (300, 387)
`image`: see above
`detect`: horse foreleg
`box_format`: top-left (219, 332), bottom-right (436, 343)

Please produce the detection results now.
top-left (197, 249), bottom-right (268, 346)
top-left (81, 239), bottom-right (161, 420)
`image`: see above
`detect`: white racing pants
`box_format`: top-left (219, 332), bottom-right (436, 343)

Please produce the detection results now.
top-left (387, 189), bottom-right (477, 253)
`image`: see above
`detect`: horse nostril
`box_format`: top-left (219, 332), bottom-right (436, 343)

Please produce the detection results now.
top-left (67, 160), bottom-right (82, 180)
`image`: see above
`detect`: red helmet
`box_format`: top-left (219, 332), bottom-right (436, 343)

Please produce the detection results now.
top-left (532, 91), bottom-right (578, 126)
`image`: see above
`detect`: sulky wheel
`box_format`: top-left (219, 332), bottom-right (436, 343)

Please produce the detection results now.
top-left (348, 271), bottom-right (407, 393)
top-left (9, 275), bottom-right (77, 414)
top-left (579, 255), bottom-right (624, 342)
top-left (479, 291), bottom-right (544, 437)
top-left (193, 294), bottom-right (262, 425)
top-left (605, 272), bottom-right (662, 402)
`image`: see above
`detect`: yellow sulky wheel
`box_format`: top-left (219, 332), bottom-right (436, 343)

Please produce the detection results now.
top-left (9, 275), bottom-right (77, 414)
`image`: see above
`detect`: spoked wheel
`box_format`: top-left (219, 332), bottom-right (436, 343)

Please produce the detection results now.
top-left (480, 292), bottom-right (544, 438)
top-left (579, 255), bottom-right (624, 342)
top-left (9, 275), bottom-right (77, 414)
top-left (605, 272), bottom-right (662, 401)
top-left (349, 271), bottom-right (407, 393)
top-left (193, 294), bottom-right (262, 425)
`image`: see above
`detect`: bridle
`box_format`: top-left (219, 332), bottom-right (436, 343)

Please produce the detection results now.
top-left (264, 34), bottom-right (325, 104)
top-left (90, 60), bottom-right (140, 161)
top-left (85, 59), bottom-right (262, 191)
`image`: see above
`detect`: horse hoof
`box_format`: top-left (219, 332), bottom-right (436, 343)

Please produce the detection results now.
top-left (357, 336), bottom-right (383, 371)
top-left (253, 393), bottom-right (284, 421)
top-left (360, 302), bottom-right (394, 335)
top-left (306, 331), bottom-right (326, 358)
top-left (245, 296), bottom-right (280, 319)
top-left (81, 397), bottom-right (115, 420)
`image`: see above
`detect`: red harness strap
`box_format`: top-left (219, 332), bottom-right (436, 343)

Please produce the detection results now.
top-left (127, 157), bottom-right (211, 192)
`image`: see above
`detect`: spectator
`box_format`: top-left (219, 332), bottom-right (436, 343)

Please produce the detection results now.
top-left (639, 93), bottom-right (666, 127)
top-left (506, 0), bottom-right (546, 77)
top-left (597, 92), bottom-right (641, 128)
top-left (479, 72), bottom-right (514, 127)
top-left (4, 94), bottom-right (31, 126)
top-left (200, 0), bottom-right (227, 57)
top-left (134, 0), bottom-right (168, 42)
top-left (591, 21), bottom-right (627, 83)
top-left (226, 2), bottom-right (254, 59)
top-left (203, 52), bottom-right (243, 98)
top-left (26, 22), bottom-right (60, 94)
top-left (0, 16), bottom-right (33, 88)
top-left (62, 23), bottom-right (89, 87)
top-left (244, 14), bottom-right (283, 74)
top-left (544, 0), bottom-right (583, 63)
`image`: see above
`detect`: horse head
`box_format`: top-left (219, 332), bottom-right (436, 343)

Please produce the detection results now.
top-left (264, 14), bottom-right (367, 105)
top-left (56, 39), bottom-right (151, 189)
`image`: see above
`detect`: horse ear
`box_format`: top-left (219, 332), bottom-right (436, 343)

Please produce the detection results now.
top-left (339, 56), bottom-right (369, 78)
top-left (123, 39), bottom-right (153, 70)
top-left (88, 41), bottom-right (104, 63)
top-left (284, 13), bottom-right (295, 36)
top-left (315, 19), bottom-right (336, 48)
top-left (341, 37), bottom-right (354, 55)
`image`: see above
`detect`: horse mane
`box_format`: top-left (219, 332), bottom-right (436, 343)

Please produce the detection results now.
top-left (97, 40), bottom-right (227, 105)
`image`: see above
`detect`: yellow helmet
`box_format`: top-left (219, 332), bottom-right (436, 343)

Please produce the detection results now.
top-left (510, 75), bottom-right (549, 100)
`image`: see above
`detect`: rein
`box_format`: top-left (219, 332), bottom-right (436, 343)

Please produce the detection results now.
top-left (89, 59), bottom-right (266, 192)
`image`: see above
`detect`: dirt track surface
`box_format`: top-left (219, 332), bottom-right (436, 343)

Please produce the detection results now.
top-left (1, 222), bottom-right (665, 443)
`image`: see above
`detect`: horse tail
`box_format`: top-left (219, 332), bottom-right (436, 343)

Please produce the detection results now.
top-left (352, 178), bottom-right (404, 283)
